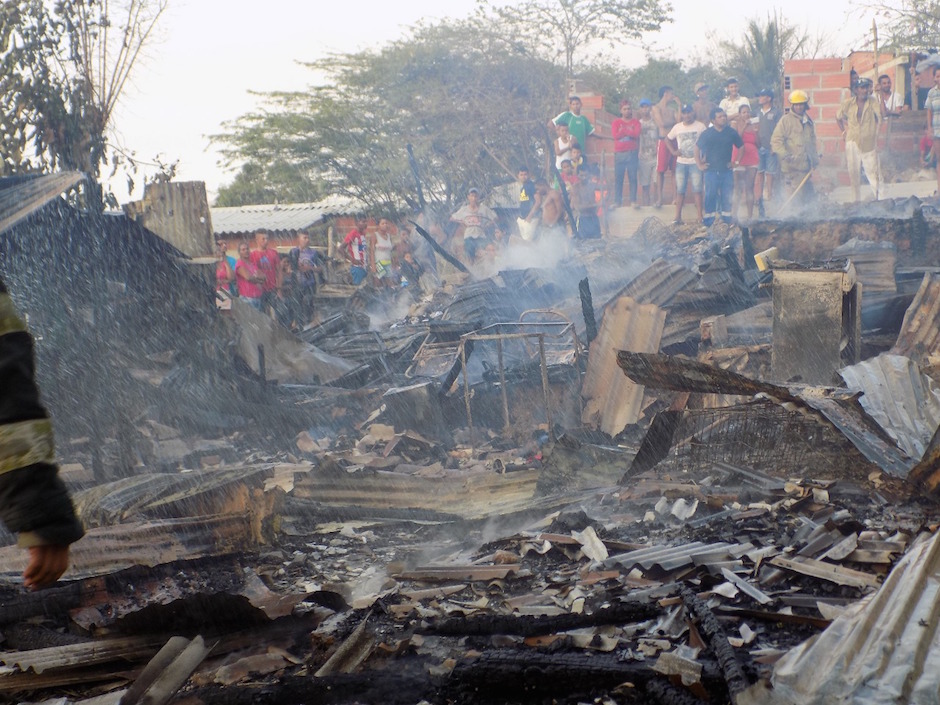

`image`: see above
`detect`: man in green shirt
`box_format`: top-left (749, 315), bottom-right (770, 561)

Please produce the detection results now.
top-left (553, 96), bottom-right (594, 161)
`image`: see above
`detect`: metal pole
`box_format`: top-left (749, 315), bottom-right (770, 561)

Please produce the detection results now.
top-left (497, 336), bottom-right (510, 434)
top-left (538, 335), bottom-right (555, 443)
top-left (461, 342), bottom-right (474, 451)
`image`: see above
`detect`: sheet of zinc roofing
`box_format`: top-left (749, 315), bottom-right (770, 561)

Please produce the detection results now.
top-left (211, 196), bottom-right (359, 236)
top-left (741, 531), bottom-right (940, 705)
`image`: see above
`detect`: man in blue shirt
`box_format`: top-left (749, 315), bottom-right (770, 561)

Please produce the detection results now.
top-left (695, 107), bottom-right (743, 226)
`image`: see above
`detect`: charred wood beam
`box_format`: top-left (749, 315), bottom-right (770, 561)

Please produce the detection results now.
top-left (0, 582), bottom-right (85, 626)
top-left (185, 671), bottom-right (438, 705)
top-left (446, 650), bottom-right (726, 704)
top-left (680, 586), bottom-right (749, 699)
top-left (579, 277), bottom-right (597, 345)
top-left (645, 678), bottom-right (711, 705)
top-left (411, 222), bottom-right (469, 275)
top-left (421, 601), bottom-right (657, 637)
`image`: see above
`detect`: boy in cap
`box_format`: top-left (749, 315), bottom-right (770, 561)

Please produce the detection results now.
top-left (666, 104), bottom-right (706, 223)
top-left (719, 77), bottom-right (750, 117)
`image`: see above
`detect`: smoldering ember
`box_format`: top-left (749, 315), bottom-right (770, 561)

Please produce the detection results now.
top-left (5, 161), bottom-right (940, 705)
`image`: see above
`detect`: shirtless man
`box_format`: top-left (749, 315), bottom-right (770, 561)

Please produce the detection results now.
top-left (652, 85), bottom-right (681, 208)
top-left (527, 179), bottom-right (565, 237)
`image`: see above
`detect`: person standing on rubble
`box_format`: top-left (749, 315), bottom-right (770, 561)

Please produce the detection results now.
top-left (343, 215), bottom-right (370, 286)
top-left (250, 229), bottom-right (281, 314)
top-left (0, 279), bottom-right (84, 589)
top-left (836, 77), bottom-right (882, 202)
top-left (771, 90), bottom-right (819, 204)
top-left (695, 107), bottom-right (743, 226)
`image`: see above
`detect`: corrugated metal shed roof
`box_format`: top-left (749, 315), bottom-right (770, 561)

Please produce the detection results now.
top-left (210, 195), bottom-right (360, 237)
top-left (742, 531), bottom-right (940, 705)
top-left (840, 354), bottom-right (940, 459)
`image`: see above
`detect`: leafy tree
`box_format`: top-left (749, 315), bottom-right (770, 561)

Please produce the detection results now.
top-left (861, 0), bottom-right (940, 50)
top-left (614, 57), bottom-right (723, 106)
top-left (213, 21), bottom-right (565, 212)
top-left (712, 13), bottom-right (824, 98)
top-left (478, 0), bottom-right (672, 76)
top-left (0, 0), bottom-right (166, 206)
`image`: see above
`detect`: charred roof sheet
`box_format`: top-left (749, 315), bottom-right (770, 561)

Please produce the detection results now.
top-left (0, 172), bottom-right (85, 236)
top-left (211, 196), bottom-right (360, 237)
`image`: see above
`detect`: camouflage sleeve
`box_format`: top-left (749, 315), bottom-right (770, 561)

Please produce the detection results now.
top-left (0, 279), bottom-right (84, 548)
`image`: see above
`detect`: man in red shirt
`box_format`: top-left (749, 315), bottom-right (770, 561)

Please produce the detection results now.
top-left (342, 216), bottom-right (369, 285)
top-left (612, 99), bottom-right (641, 207)
top-left (250, 229), bottom-right (280, 313)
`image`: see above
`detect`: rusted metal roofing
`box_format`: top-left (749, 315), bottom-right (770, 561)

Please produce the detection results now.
top-left (892, 272), bottom-right (940, 362)
top-left (840, 354), bottom-right (940, 459)
top-left (581, 297), bottom-right (665, 436)
top-left (210, 195), bottom-right (360, 237)
top-left (742, 531), bottom-right (940, 705)
top-left (0, 172), bottom-right (85, 236)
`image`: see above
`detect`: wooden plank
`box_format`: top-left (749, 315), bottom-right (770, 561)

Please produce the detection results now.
top-left (769, 556), bottom-right (881, 589)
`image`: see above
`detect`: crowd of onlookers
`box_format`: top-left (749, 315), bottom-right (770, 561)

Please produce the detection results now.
top-left (215, 68), bottom-right (940, 327)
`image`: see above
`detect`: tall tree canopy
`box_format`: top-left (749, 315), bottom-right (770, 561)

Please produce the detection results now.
top-left (0, 0), bottom-right (166, 205)
top-left (213, 21), bottom-right (565, 210)
top-left (479, 0), bottom-right (672, 76)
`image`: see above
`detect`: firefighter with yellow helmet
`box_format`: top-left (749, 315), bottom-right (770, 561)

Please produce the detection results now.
top-left (770, 89), bottom-right (819, 202)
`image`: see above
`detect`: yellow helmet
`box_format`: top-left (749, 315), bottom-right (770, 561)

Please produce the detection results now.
top-left (788, 89), bottom-right (810, 105)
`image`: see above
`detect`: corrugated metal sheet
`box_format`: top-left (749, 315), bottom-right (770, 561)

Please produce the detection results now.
top-left (581, 297), bottom-right (665, 436)
top-left (210, 195), bottom-right (359, 236)
top-left (0, 172), bottom-right (85, 236)
top-left (603, 541), bottom-right (735, 574)
top-left (892, 272), bottom-right (940, 362)
top-left (840, 354), bottom-right (940, 459)
top-left (607, 259), bottom-right (699, 311)
top-left (617, 351), bottom-right (914, 478)
top-left (740, 531), bottom-right (940, 705)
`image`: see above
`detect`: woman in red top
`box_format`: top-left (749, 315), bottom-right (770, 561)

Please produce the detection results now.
top-left (732, 104), bottom-right (760, 221)
top-left (235, 241), bottom-right (265, 309)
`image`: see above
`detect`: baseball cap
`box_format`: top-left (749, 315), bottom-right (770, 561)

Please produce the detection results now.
top-left (639, 98), bottom-right (652, 107)
top-left (694, 82), bottom-right (709, 93)
top-left (757, 88), bottom-right (774, 98)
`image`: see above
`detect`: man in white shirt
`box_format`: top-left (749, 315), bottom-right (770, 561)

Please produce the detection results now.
top-left (877, 74), bottom-right (906, 116)
top-left (719, 77), bottom-right (751, 117)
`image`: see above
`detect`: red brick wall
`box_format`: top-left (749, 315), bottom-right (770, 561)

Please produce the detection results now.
top-left (783, 54), bottom-right (918, 190)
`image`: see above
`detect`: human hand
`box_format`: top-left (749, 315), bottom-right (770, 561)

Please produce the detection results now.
top-left (24, 544), bottom-right (70, 590)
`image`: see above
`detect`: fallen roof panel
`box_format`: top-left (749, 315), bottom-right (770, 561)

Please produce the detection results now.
top-left (840, 354), bottom-right (940, 459)
top-left (0, 172), bottom-right (85, 236)
top-left (741, 531), bottom-right (940, 705)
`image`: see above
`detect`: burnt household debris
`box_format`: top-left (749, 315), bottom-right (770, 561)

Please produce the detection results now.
top-left (3, 174), bottom-right (940, 705)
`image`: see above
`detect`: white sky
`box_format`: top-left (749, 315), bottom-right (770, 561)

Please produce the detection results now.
top-left (108, 0), bottom-right (874, 204)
